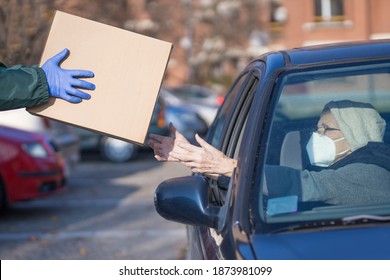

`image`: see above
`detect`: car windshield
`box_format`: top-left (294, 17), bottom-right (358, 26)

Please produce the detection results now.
top-left (258, 61), bottom-right (390, 228)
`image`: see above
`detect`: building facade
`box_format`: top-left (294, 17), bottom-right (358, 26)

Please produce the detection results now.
top-left (270, 0), bottom-right (390, 49)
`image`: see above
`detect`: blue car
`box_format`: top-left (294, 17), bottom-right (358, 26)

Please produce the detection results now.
top-left (155, 40), bottom-right (390, 259)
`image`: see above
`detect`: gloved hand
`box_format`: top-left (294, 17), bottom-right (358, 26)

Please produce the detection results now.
top-left (42, 48), bottom-right (95, 103)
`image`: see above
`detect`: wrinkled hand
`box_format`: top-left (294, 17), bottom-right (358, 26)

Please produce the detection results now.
top-left (171, 133), bottom-right (237, 177)
top-left (148, 123), bottom-right (190, 161)
top-left (42, 48), bottom-right (95, 103)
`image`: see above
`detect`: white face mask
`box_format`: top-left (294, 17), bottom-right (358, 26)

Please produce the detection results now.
top-left (306, 132), bottom-right (347, 167)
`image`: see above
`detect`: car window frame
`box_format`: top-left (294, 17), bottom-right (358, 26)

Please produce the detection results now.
top-left (224, 73), bottom-right (260, 158)
top-left (204, 63), bottom-right (265, 207)
top-left (206, 73), bottom-right (248, 149)
top-left (252, 58), bottom-right (390, 233)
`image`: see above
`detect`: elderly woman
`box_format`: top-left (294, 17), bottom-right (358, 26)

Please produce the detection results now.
top-left (267, 100), bottom-right (390, 205)
top-left (149, 100), bottom-right (390, 205)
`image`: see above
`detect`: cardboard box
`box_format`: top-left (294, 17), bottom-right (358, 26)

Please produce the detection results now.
top-left (28, 11), bottom-right (172, 145)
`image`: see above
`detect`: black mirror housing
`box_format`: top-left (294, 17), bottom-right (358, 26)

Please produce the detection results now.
top-left (154, 175), bottom-right (220, 228)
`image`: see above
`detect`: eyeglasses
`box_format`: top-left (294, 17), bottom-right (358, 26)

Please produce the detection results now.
top-left (314, 124), bottom-right (341, 136)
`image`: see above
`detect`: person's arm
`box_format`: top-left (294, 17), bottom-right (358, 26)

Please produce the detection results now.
top-left (0, 48), bottom-right (95, 111)
top-left (265, 163), bottom-right (383, 205)
top-left (171, 133), bottom-right (237, 178)
top-left (0, 64), bottom-right (49, 110)
top-left (149, 123), bottom-right (237, 178)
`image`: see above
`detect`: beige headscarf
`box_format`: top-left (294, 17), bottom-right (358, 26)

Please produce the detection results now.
top-left (323, 100), bottom-right (386, 151)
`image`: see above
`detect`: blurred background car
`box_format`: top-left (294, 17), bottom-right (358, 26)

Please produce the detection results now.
top-left (74, 88), bottom-right (208, 162)
top-left (165, 84), bottom-right (224, 126)
top-left (0, 125), bottom-right (66, 209)
top-left (0, 109), bottom-right (80, 177)
top-left (74, 96), bottom-right (170, 163)
top-left (160, 88), bottom-right (208, 143)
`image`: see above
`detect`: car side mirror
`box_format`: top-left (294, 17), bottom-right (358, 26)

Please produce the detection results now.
top-left (154, 175), bottom-right (220, 228)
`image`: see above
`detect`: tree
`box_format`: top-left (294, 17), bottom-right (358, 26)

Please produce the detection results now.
top-left (0, 0), bottom-right (129, 65)
top-left (0, 0), bottom-right (54, 65)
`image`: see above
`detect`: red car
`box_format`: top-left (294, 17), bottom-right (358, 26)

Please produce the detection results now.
top-left (0, 125), bottom-right (66, 208)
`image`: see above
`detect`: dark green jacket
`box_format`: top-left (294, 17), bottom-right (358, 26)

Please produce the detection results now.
top-left (0, 62), bottom-right (49, 111)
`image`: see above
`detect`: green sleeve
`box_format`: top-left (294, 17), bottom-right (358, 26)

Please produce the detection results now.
top-left (0, 64), bottom-right (49, 110)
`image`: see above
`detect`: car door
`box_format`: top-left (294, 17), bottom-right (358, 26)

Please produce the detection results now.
top-left (187, 61), bottom-right (264, 259)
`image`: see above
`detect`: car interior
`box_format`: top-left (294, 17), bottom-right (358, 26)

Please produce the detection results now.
top-left (261, 63), bottom-right (390, 224)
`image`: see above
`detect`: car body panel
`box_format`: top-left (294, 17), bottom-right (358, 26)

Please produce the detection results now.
top-left (252, 225), bottom-right (390, 259)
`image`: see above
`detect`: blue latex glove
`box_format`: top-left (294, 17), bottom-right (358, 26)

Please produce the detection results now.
top-left (41, 48), bottom-right (95, 103)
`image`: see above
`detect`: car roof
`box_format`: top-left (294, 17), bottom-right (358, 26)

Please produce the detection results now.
top-left (264, 39), bottom-right (390, 67)
top-left (0, 125), bottom-right (43, 143)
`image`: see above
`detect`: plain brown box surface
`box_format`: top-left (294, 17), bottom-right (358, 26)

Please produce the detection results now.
top-left (28, 11), bottom-right (172, 145)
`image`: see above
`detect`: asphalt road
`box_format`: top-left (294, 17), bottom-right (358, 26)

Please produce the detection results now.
top-left (0, 151), bottom-right (191, 260)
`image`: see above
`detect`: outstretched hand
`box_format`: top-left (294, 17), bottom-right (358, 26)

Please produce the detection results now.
top-left (148, 123), bottom-right (190, 161)
top-left (42, 48), bottom-right (95, 103)
top-left (171, 133), bottom-right (237, 177)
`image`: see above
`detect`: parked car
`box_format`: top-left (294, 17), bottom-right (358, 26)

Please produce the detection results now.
top-left (160, 88), bottom-right (208, 143)
top-left (165, 84), bottom-right (223, 126)
top-left (155, 40), bottom-right (390, 259)
top-left (75, 95), bottom-right (169, 162)
top-left (0, 109), bottom-right (80, 177)
top-left (75, 88), bottom-right (207, 162)
top-left (0, 125), bottom-right (66, 209)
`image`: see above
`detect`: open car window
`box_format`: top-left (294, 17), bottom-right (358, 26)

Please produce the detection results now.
top-left (206, 73), bottom-right (246, 149)
top-left (260, 61), bottom-right (390, 228)
top-left (205, 65), bottom-right (263, 205)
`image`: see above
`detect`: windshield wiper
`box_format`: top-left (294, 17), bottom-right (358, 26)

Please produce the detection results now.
top-left (342, 215), bottom-right (390, 224)
top-left (270, 215), bottom-right (390, 234)
top-left (270, 220), bottom-right (340, 233)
